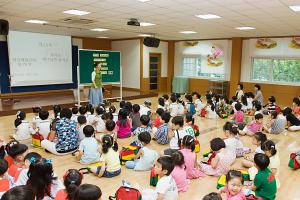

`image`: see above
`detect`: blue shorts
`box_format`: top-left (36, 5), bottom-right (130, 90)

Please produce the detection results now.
top-left (96, 167), bottom-right (121, 178)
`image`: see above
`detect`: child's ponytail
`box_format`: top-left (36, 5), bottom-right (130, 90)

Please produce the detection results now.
top-left (63, 169), bottom-right (83, 200)
top-left (101, 134), bottom-right (115, 154)
top-left (112, 140), bottom-right (118, 152)
top-left (182, 135), bottom-right (195, 152)
top-left (14, 118), bottom-right (22, 128)
top-left (261, 140), bottom-right (277, 156)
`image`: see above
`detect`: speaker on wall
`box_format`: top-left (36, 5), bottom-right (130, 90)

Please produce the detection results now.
top-left (0, 19), bottom-right (9, 35)
top-left (143, 37), bottom-right (160, 48)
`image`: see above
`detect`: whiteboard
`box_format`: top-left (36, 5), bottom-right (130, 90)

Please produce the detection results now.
top-left (8, 31), bottom-right (73, 86)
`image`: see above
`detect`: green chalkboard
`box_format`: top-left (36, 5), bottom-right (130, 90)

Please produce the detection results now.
top-left (79, 49), bottom-right (121, 84)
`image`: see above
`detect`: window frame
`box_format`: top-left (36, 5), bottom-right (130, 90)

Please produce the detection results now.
top-left (251, 56), bottom-right (300, 85)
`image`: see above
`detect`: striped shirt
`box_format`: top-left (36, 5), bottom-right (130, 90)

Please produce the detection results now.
top-left (155, 123), bottom-right (169, 145)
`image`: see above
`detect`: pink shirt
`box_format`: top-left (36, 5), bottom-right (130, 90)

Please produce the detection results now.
top-left (171, 165), bottom-right (189, 192)
top-left (225, 186), bottom-right (246, 200)
top-left (233, 111), bottom-right (244, 124)
top-left (180, 149), bottom-right (205, 179)
top-left (248, 120), bottom-right (263, 133)
top-left (116, 119), bottom-right (131, 138)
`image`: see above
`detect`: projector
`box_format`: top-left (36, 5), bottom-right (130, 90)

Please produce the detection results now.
top-left (127, 18), bottom-right (140, 26)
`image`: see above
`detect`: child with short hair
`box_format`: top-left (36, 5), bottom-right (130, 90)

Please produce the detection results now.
top-left (132, 115), bottom-right (152, 147)
top-left (283, 107), bottom-right (300, 131)
top-left (1, 185), bottom-right (34, 200)
top-left (219, 170), bottom-right (246, 200)
top-left (202, 192), bottom-right (222, 200)
top-left (142, 156), bottom-right (178, 200)
top-left (104, 120), bottom-right (116, 140)
top-left (152, 108), bottom-right (164, 129)
top-left (129, 104), bottom-right (141, 131)
top-left (292, 97), bottom-right (300, 116)
top-left (126, 132), bottom-right (158, 171)
top-left (168, 96), bottom-right (179, 117)
top-left (171, 151), bottom-right (189, 192)
top-left (55, 169), bottom-right (83, 200)
top-left (31, 106), bottom-right (42, 127)
top-left (75, 125), bottom-right (100, 165)
top-left (200, 138), bottom-right (235, 176)
top-left (116, 109), bottom-right (131, 138)
top-left (52, 105), bottom-right (61, 120)
top-left (7, 143), bottom-right (28, 181)
top-left (162, 94), bottom-right (170, 109)
top-left (93, 106), bottom-right (105, 133)
top-left (86, 104), bottom-right (95, 124)
top-left (241, 95), bottom-right (249, 112)
top-left (0, 159), bottom-right (14, 198)
top-left (78, 106), bottom-right (88, 117)
top-left (158, 97), bottom-right (166, 111)
top-left (230, 103), bottom-right (244, 125)
top-left (154, 112), bottom-right (171, 145)
top-left (216, 96), bottom-right (232, 118)
top-left (77, 115), bottom-right (87, 142)
top-left (36, 109), bottom-right (51, 139)
top-left (74, 184), bottom-right (102, 200)
top-left (183, 113), bottom-right (195, 137)
top-left (140, 100), bottom-right (152, 116)
top-left (192, 92), bottom-right (205, 114)
top-left (249, 153), bottom-right (277, 200)
top-left (177, 98), bottom-right (185, 116)
top-left (185, 94), bottom-right (196, 115)
top-left (180, 135), bottom-right (204, 179)
top-left (71, 107), bottom-right (79, 122)
top-left (239, 113), bottom-right (263, 136)
top-left (91, 135), bottom-right (121, 178)
top-left (263, 96), bottom-right (276, 115)
top-left (264, 111), bottom-right (286, 134)
top-left (11, 111), bottom-right (33, 141)
top-left (205, 100), bottom-right (217, 119)
top-left (242, 132), bottom-right (267, 168)
top-left (109, 105), bottom-right (118, 122)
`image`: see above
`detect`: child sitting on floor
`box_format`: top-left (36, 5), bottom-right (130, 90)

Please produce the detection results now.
top-left (239, 113), bottom-right (263, 136)
top-left (185, 94), bottom-right (196, 115)
top-left (73, 184), bottom-right (102, 200)
top-left (154, 112), bottom-right (171, 145)
top-left (158, 97), bottom-right (166, 111)
top-left (75, 125), bottom-right (100, 165)
top-left (132, 115), bottom-right (152, 147)
top-left (200, 138), bottom-right (235, 176)
top-left (126, 132), bottom-right (158, 171)
top-left (7, 143), bottom-right (28, 181)
top-left (248, 153), bottom-right (277, 200)
top-left (205, 100), bottom-right (217, 119)
top-left (152, 108), bottom-right (164, 130)
top-left (116, 109), bottom-right (131, 138)
top-left (219, 170), bottom-right (246, 200)
top-left (129, 104), bottom-right (141, 132)
top-left (177, 98), bottom-right (185, 116)
top-left (230, 103), bottom-right (244, 125)
top-left (183, 113), bottom-right (195, 137)
top-left (140, 100), bottom-right (152, 116)
top-left (263, 96), bottom-right (276, 115)
top-left (142, 156), bottom-right (178, 200)
top-left (171, 151), bottom-right (189, 192)
top-left (36, 109), bottom-right (51, 139)
top-left (77, 115), bottom-right (87, 142)
top-left (0, 159), bottom-right (14, 198)
top-left (264, 111), bottom-right (286, 134)
top-left (11, 111), bottom-right (34, 141)
top-left (71, 106), bottom-right (79, 122)
top-left (93, 106), bottom-right (105, 133)
top-left (91, 135), bottom-right (121, 178)
top-left (169, 95), bottom-right (179, 118)
top-left (192, 92), bottom-right (205, 115)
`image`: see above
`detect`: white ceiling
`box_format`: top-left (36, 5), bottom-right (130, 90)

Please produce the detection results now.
top-left (0, 0), bottom-right (300, 40)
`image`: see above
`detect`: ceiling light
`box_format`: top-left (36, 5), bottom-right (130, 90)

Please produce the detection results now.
top-left (90, 28), bottom-right (109, 32)
top-left (289, 5), bottom-right (300, 12)
top-left (138, 34), bottom-right (152, 37)
top-left (179, 31), bottom-right (197, 34)
top-left (25, 20), bottom-right (48, 24)
top-left (235, 26), bottom-right (255, 30)
top-left (195, 14), bottom-right (221, 19)
top-left (137, 0), bottom-right (151, 2)
top-left (97, 36), bottom-right (109, 39)
top-left (63, 9), bottom-right (90, 16)
top-left (140, 22), bottom-right (156, 26)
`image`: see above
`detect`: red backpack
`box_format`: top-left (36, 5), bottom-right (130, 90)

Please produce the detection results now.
top-left (275, 105), bottom-right (281, 114)
top-left (109, 186), bottom-right (142, 200)
top-left (200, 108), bottom-right (207, 117)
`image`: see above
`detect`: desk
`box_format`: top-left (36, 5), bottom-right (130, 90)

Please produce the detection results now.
top-left (172, 76), bottom-right (189, 93)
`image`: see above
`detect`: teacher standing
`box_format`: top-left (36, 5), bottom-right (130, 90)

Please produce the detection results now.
top-left (89, 63), bottom-right (103, 107)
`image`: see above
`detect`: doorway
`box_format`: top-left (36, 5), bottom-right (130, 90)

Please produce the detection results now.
top-left (149, 53), bottom-right (161, 91)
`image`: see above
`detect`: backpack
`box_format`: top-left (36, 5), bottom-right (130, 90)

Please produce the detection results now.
top-left (188, 103), bottom-right (196, 115)
top-left (288, 153), bottom-right (300, 170)
top-left (200, 108), bottom-right (206, 117)
top-left (109, 186), bottom-right (142, 200)
top-left (275, 105), bottom-right (281, 114)
top-left (119, 145), bottom-right (139, 165)
top-left (150, 166), bottom-right (160, 186)
top-left (32, 132), bottom-right (44, 147)
top-left (192, 124), bottom-right (200, 137)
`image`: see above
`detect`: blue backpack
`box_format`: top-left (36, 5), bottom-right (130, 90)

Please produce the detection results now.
top-left (188, 103), bottom-right (196, 115)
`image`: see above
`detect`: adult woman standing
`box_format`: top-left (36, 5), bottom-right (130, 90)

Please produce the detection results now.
top-left (235, 83), bottom-right (244, 101)
top-left (253, 84), bottom-right (264, 106)
top-left (89, 63), bottom-right (103, 107)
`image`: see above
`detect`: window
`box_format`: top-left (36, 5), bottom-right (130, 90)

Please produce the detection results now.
top-left (252, 58), bottom-right (300, 83)
top-left (182, 56), bottom-right (225, 79)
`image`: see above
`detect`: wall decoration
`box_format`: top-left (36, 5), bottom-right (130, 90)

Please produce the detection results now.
top-left (183, 41), bottom-right (199, 46)
top-left (289, 37), bottom-right (300, 49)
top-left (255, 38), bottom-right (277, 49)
top-left (207, 45), bottom-right (224, 66)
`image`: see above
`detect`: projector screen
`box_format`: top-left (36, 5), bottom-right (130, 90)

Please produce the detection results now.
top-left (8, 31), bottom-right (73, 86)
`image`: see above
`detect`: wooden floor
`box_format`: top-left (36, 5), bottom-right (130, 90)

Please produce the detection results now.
top-left (0, 96), bottom-right (300, 200)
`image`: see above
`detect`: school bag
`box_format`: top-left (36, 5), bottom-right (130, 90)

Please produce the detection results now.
top-left (188, 102), bottom-right (196, 115)
top-left (275, 105), bottom-right (281, 114)
top-left (192, 124), bottom-right (200, 137)
top-left (109, 186), bottom-right (142, 200)
top-left (216, 169), bottom-right (250, 189)
top-left (150, 166), bottom-right (160, 186)
top-left (32, 132), bottom-right (44, 147)
top-left (119, 145), bottom-right (139, 165)
top-left (288, 153), bottom-right (300, 170)
top-left (200, 108), bottom-right (206, 117)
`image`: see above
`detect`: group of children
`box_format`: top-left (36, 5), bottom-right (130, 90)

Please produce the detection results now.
top-left (0, 90), bottom-right (300, 200)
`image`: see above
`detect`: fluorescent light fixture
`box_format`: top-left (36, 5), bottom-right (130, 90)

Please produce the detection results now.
top-left (235, 26), bottom-right (255, 30)
top-left (289, 5), bottom-right (300, 12)
top-left (137, 0), bottom-right (151, 2)
top-left (140, 22), bottom-right (156, 26)
top-left (90, 28), bottom-right (109, 32)
top-left (195, 14), bottom-right (221, 19)
top-left (63, 9), bottom-right (90, 16)
top-left (138, 34), bottom-right (152, 37)
top-left (97, 36), bottom-right (109, 39)
top-left (179, 31), bottom-right (197, 34)
top-left (25, 20), bottom-right (48, 24)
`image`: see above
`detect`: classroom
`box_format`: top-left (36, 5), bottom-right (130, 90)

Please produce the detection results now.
top-left (0, 0), bottom-right (300, 199)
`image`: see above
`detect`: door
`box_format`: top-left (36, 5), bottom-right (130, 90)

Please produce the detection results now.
top-left (149, 53), bottom-right (161, 91)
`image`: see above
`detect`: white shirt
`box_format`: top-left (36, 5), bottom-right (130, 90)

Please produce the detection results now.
top-left (140, 104), bottom-right (151, 116)
top-left (236, 90), bottom-right (244, 101)
top-left (155, 175), bottom-right (178, 200)
top-left (77, 124), bottom-right (87, 142)
top-left (169, 129), bottom-right (188, 150)
top-left (112, 113), bottom-right (118, 122)
top-left (247, 98), bottom-right (253, 109)
top-left (36, 119), bottom-right (51, 139)
top-left (71, 114), bottom-right (78, 122)
top-left (231, 102), bottom-right (237, 113)
top-left (79, 137), bottom-right (101, 164)
top-left (94, 115), bottom-right (105, 132)
top-left (14, 120), bottom-right (33, 140)
top-left (91, 71), bottom-right (96, 82)
top-left (206, 106), bottom-right (217, 119)
top-left (168, 103), bottom-right (178, 117)
top-left (177, 104), bottom-right (184, 115)
top-left (224, 137), bottom-right (243, 155)
top-left (195, 99), bottom-right (204, 111)
top-left (87, 113), bottom-right (96, 125)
